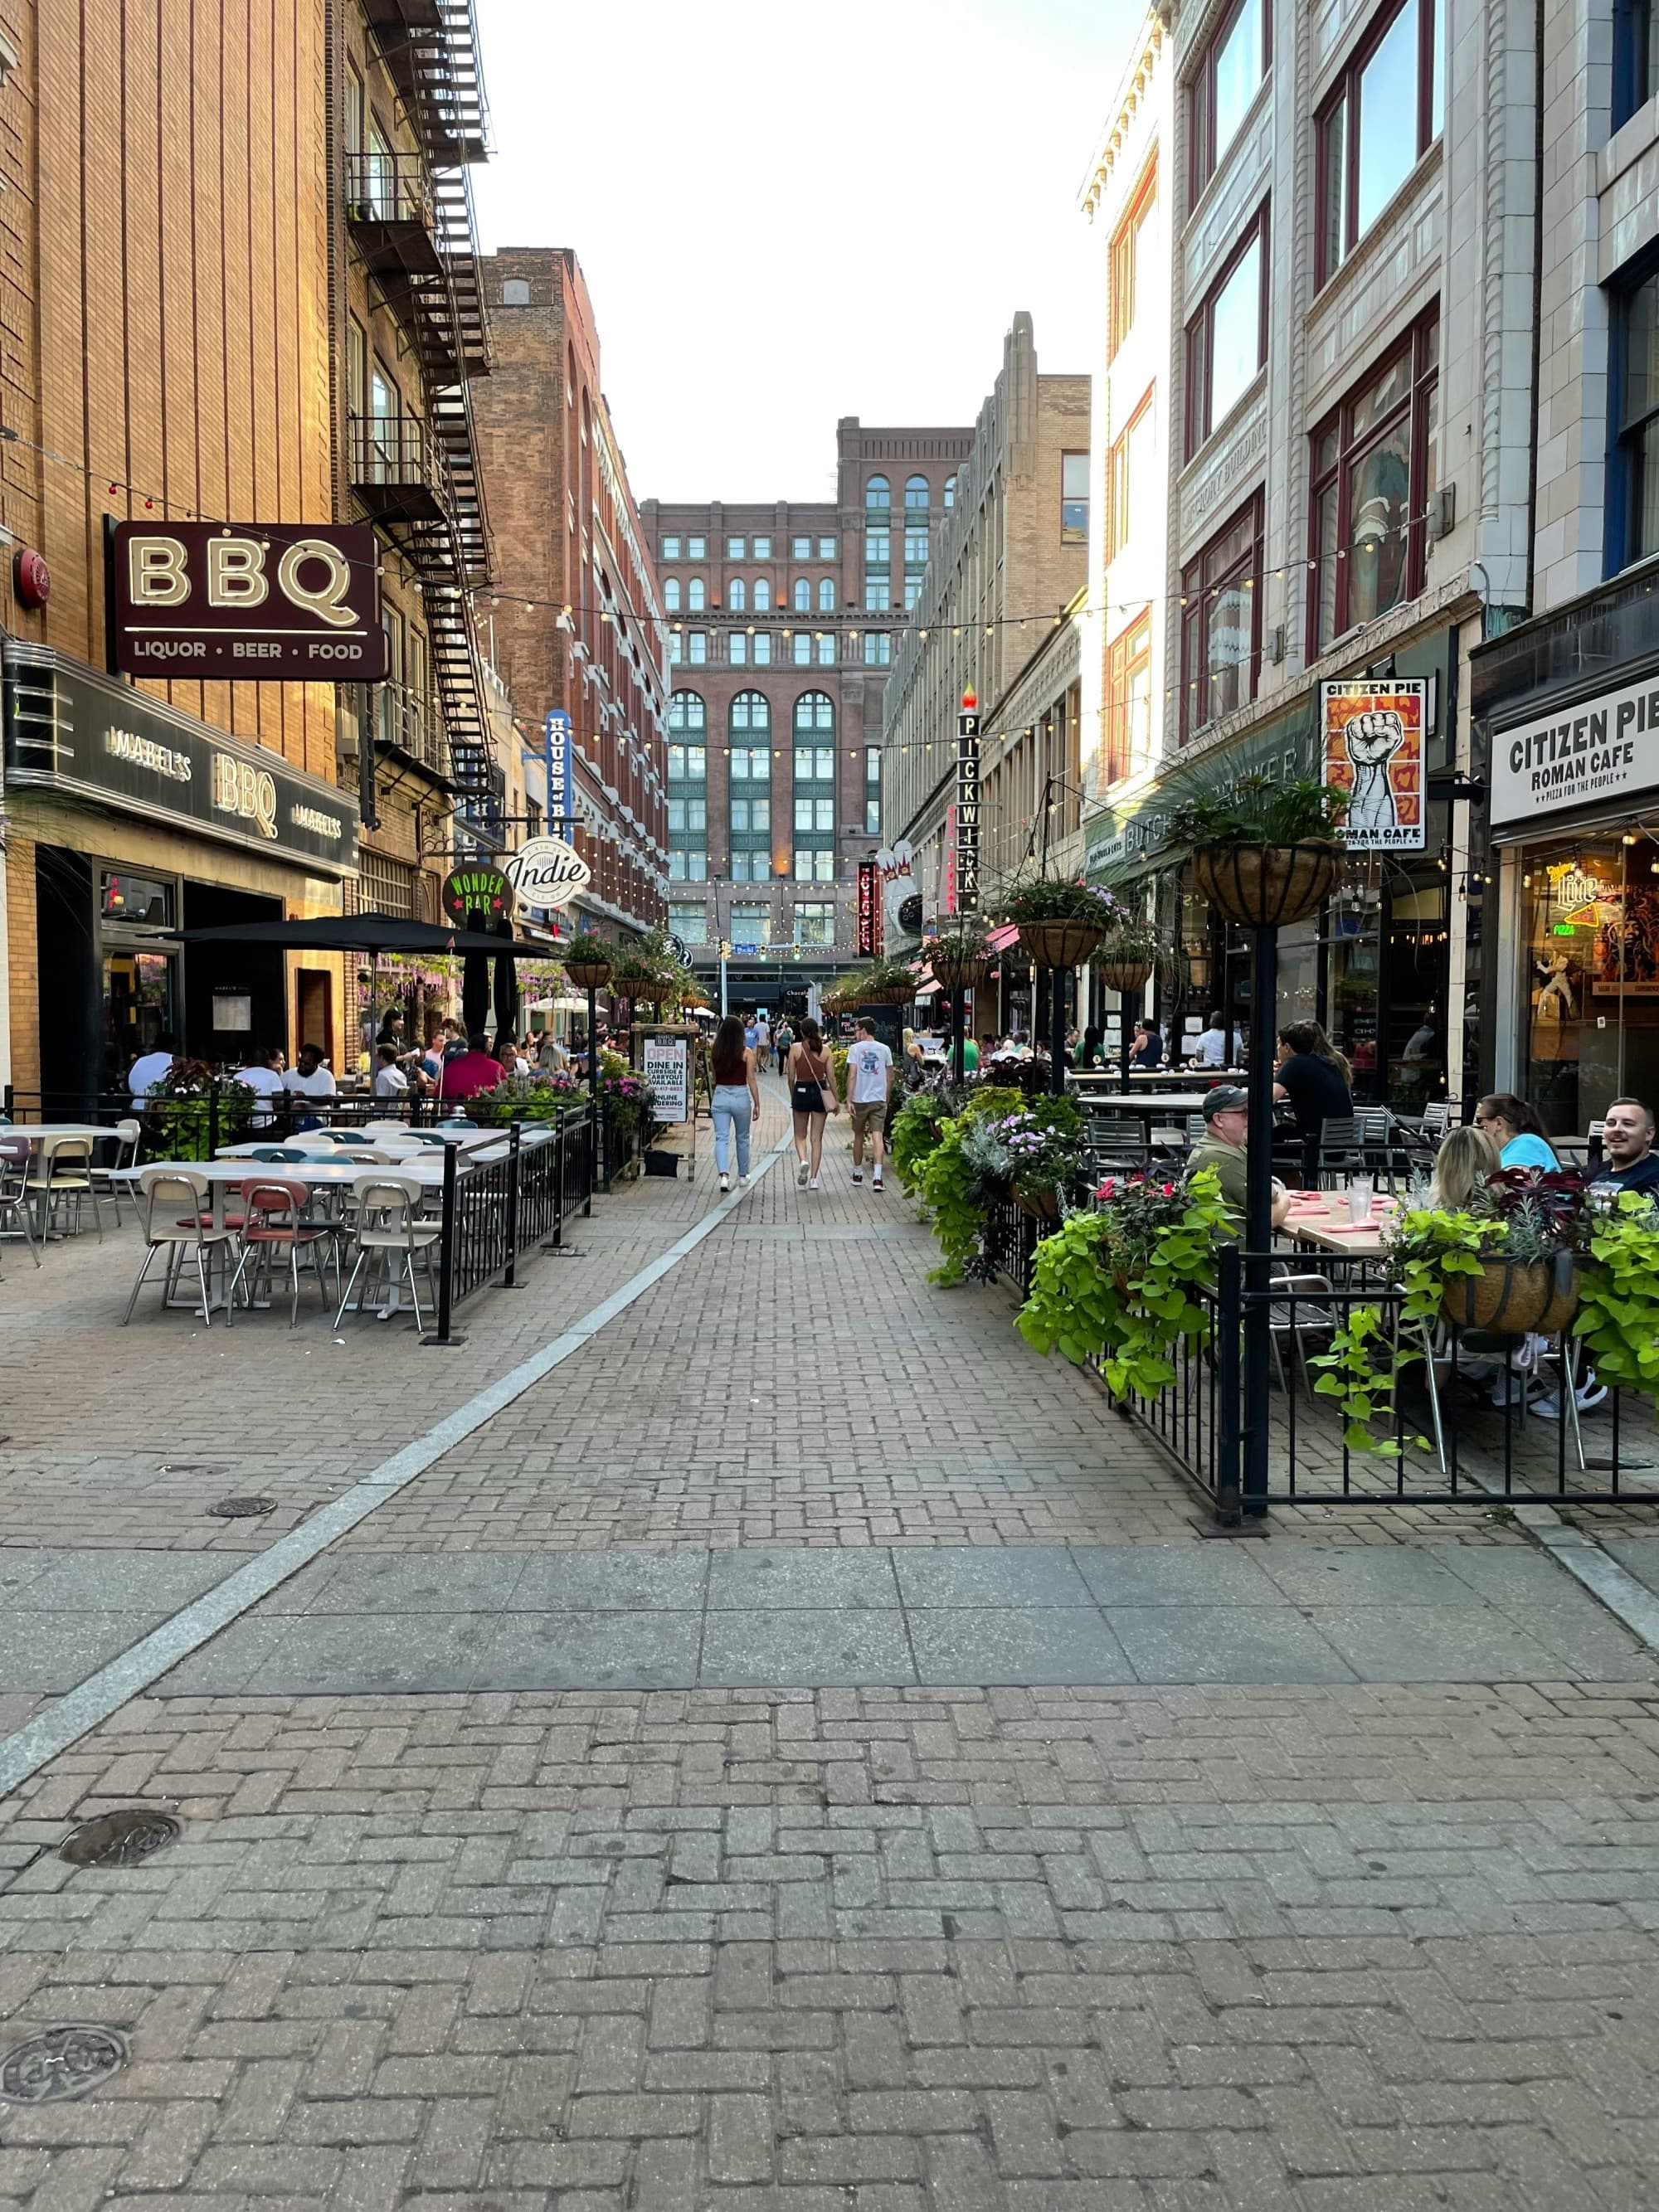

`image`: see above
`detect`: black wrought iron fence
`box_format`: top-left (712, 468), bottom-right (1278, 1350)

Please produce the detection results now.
top-left (430, 1107), bottom-right (594, 1343)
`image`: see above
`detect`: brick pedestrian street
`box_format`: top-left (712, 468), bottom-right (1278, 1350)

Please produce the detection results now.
top-left (1, 1099), bottom-right (1657, 2211)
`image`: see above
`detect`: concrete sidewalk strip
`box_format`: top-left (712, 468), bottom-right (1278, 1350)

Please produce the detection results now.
top-left (0, 1538), bottom-right (1616, 1696)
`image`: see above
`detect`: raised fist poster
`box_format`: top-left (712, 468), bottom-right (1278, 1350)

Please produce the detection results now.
top-left (1321, 679), bottom-right (1426, 852)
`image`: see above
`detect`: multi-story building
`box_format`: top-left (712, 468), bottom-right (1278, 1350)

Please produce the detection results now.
top-left (640, 416), bottom-right (973, 996)
top-left (0, 0), bottom-right (361, 1097)
top-left (1469, 5), bottom-right (1659, 1131)
top-left (1078, 0), bottom-right (1535, 1111)
top-left (469, 248), bottom-right (668, 942)
top-left (882, 315), bottom-right (1091, 940)
top-left (334, 0), bottom-right (495, 933)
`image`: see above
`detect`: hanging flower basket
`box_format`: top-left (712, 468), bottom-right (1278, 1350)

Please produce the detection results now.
top-left (862, 983), bottom-right (917, 1005)
top-left (564, 956), bottom-right (613, 992)
top-left (1441, 1253), bottom-right (1581, 1339)
top-left (1092, 956), bottom-right (1153, 994)
top-left (931, 956), bottom-right (993, 994)
top-left (1190, 841), bottom-right (1340, 929)
top-left (1013, 1185), bottom-right (1063, 1223)
top-left (1016, 921), bottom-right (1108, 970)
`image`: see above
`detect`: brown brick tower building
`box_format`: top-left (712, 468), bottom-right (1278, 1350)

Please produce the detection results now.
top-left (470, 249), bottom-right (667, 939)
top-left (640, 418), bottom-right (972, 997)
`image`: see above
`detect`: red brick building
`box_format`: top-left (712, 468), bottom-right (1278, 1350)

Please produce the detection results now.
top-left (640, 418), bottom-right (972, 994)
top-left (471, 249), bottom-right (667, 940)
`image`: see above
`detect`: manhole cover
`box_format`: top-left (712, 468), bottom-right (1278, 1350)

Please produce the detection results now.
top-left (207, 1496), bottom-right (276, 1519)
top-left (0, 2026), bottom-right (128, 2103)
top-left (59, 1810), bottom-right (181, 1868)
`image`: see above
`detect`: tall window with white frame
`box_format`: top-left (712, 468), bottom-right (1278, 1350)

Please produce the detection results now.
top-left (667, 691), bottom-right (708, 881)
top-left (792, 693), bottom-right (837, 882)
top-left (727, 693), bottom-right (774, 883)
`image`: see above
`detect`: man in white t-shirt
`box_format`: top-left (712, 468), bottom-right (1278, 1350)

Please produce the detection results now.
top-left (128, 1034), bottom-right (178, 1108)
top-left (283, 1043), bottom-right (338, 1102)
top-left (371, 1046), bottom-right (410, 1100)
top-left (755, 1014), bottom-right (771, 1073)
top-left (845, 1018), bottom-right (894, 1192)
top-left (232, 1046), bottom-right (286, 1128)
top-left (1190, 1012), bottom-right (1232, 1068)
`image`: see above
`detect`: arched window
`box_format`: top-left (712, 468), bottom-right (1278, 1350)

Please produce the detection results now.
top-left (663, 578), bottom-right (681, 612)
top-left (792, 579), bottom-right (810, 612)
top-left (502, 279), bottom-right (530, 305)
top-left (728, 578), bottom-right (747, 612)
top-left (865, 474), bottom-right (891, 510)
top-left (817, 578), bottom-right (834, 612)
top-left (793, 691), bottom-right (835, 737)
top-left (943, 474), bottom-right (957, 508)
top-left (729, 690), bottom-right (771, 735)
top-left (754, 576), bottom-right (771, 610)
top-left (688, 577), bottom-right (706, 612)
top-left (904, 474), bottom-right (929, 509)
top-left (668, 690), bottom-right (706, 736)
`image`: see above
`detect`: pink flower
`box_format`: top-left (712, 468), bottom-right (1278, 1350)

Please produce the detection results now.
top-left (1162, 1183), bottom-right (1174, 1195)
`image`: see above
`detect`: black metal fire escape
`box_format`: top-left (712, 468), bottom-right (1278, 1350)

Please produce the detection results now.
top-left (349, 0), bottom-right (493, 797)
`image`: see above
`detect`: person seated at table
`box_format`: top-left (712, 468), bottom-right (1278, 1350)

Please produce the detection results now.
top-left (283, 1043), bottom-right (337, 1102)
top-left (439, 1032), bottom-right (505, 1101)
top-left (1190, 1011), bottom-right (1231, 1069)
top-left (371, 1044), bottom-right (409, 1101)
top-left (1076, 1025), bottom-right (1102, 1070)
top-left (1188, 1084), bottom-right (1292, 1244)
top-left (1130, 1021), bottom-right (1163, 1071)
top-left (1305, 1019), bottom-right (1353, 1088)
top-left (128, 1032), bottom-right (178, 1108)
top-left (1426, 1123), bottom-right (1500, 1212)
top-left (1590, 1096), bottom-right (1659, 1200)
top-left (537, 1029), bottom-right (570, 1074)
top-left (232, 1045), bottom-right (285, 1129)
top-left (1475, 1092), bottom-right (1559, 1171)
top-left (1273, 1022), bottom-right (1354, 1179)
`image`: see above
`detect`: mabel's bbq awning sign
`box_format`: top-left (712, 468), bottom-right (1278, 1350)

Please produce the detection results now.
top-left (111, 523), bottom-right (386, 682)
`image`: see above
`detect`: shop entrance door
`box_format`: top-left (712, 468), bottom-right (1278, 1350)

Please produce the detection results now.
top-left (1520, 835), bottom-right (1659, 1137)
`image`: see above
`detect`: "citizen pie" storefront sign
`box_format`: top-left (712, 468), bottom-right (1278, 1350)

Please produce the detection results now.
top-left (1491, 672), bottom-right (1659, 825)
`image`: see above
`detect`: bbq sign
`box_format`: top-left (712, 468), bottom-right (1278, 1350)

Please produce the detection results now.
top-left (111, 523), bottom-right (386, 681)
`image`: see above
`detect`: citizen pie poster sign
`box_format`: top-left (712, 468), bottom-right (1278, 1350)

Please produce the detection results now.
top-left (1321, 680), bottom-right (1425, 851)
top-left (111, 523), bottom-right (385, 682)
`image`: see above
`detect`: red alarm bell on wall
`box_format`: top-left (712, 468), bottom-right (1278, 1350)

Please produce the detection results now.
top-left (13, 547), bottom-right (50, 610)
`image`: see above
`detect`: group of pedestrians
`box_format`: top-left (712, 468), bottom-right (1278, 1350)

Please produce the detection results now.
top-left (708, 1013), bottom-right (895, 1196)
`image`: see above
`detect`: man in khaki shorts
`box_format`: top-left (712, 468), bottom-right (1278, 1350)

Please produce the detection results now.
top-left (845, 1018), bottom-right (894, 1191)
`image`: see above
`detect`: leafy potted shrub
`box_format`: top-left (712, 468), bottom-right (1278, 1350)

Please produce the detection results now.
top-left (857, 955), bottom-right (921, 1005)
top-left (1168, 775), bottom-right (1347, 929)
top-left (994, 875), bottom-right (1122, 970)
top-left (562, 926), bottom-right (613, 993)
top-left (1578, 1189), bottom-right (1659, 1401)
top-left (926, 923), bottom-right (994, 995)
top-left (891, 1087), bottom-right (956, 1194)
top-left (471, 1071), bottom-right (586, 1128)
top-left (143, 1060), bottom-right (255, 1160)
top-left (1017, 1167), bottom-right (1236, 1398)
top-left (915, 1087), bottom-right (1029, 1283)
top-left (1089, 892), bottom-right (1161, 995)
top-left (977, 1097), bottom-right (1085, 1221)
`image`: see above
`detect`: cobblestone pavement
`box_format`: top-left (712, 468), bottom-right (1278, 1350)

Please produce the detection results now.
top-left (2, 1101), bottom-right (1657, 2205)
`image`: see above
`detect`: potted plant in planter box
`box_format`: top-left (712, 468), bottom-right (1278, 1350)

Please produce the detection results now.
top-left (994, 876), bottom-right (1123, 970)
top-left (858, 955), bottom-right (921, 1005)
top-left (1088, 892), bottom-right (1162, 995)
top-left (1167, 775), bottom-right (1348, 929)
top-left (979, 1096), bottom-right (1086, 1221)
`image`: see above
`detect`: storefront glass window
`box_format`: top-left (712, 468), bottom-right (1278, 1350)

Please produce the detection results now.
top-left (102, 950), bottom-right (178, 1082)
top-left (1521, 835), bottom-right (1659, 1136)
top-left (100, 872), bottom-right (173, 926)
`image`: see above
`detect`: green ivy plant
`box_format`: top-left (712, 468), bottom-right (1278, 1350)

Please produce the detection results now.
top-left (891, 1091), bottom-right (952, 1193)
top-left (917, 1119), bottom-right (994, 1285)
top-left (1575, 1193), bottom-right (1659, 1400)
top-left (1016, 1167), bottom-right (1235, 1399)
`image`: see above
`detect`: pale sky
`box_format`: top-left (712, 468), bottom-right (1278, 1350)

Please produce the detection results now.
top-left (472, 0), bottom-right (1145, 506)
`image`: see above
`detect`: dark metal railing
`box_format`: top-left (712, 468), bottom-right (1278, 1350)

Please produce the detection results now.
top-left (431, 1106), bottom-right (595, 1343)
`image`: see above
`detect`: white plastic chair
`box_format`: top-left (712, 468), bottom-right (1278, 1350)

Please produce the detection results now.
top-left (27, 1136), bottom-right (112, 1240)
top-left (88, 1118), bottom-right (143, 1225)
top-left (334, 1173), bottom-right (442, 1329)
top-left (123, 1168), bottom-right (236, 1325)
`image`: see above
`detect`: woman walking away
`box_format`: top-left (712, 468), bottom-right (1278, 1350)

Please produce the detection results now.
top-left (786, 1017), bottom-right (839, 1189)
top-left (710, 1015), bottom-right (761, 1194)
top-left (1476, 1093), bottom-right (1559, 1171)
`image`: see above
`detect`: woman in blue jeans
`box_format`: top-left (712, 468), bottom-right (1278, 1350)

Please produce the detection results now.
top-left (709, 1014), bottom-right (761, 1193)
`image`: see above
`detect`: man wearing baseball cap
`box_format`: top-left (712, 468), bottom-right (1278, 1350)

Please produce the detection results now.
top-left (1187, 1085), bottom-right (1291, 1243)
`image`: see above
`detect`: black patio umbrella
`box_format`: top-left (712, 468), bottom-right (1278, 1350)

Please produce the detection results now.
top-left (173, 912), bottom-right (561, 1063)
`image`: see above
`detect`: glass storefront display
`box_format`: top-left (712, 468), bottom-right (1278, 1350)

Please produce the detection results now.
top-left (1519, 833), bottom-right (1659, 1136)
top-left (101, 949), bottom-right (178, 1088)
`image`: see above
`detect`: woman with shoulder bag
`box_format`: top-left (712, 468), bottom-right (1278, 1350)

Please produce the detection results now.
top-left (786, 1018), bottom-right (839, 1189)
top-left (709, 1014), bottom-right (761, 1194)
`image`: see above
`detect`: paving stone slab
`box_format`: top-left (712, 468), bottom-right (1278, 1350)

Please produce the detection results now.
top-left (1070, 1544), bottom-right (1282, 1607)
top-left (908, 1607), bottom-right (1135, 1687)
top-left (1306, 1605), bottom-right (1592, 1684)
top-left (509, 1552), bottom-right (713, 1613)
top-left (698, 1608), bottom-right (917, 1689)
top-left (1107, 1605), bottom-right (1357, 1685)
top-left (0, 1611), bottom-right (176, 1692)
top-left (275, 1553), bottom-right (533, 1616)
top-left (707, 1550), bottom-right (901, 1611)
top-left (893, 1549), bottom-right (1096, 1610)
top-left (469, 1611), bottom-right (706, 1692)
top-left (1255, 1545), bottom-right (1484, 1607)
top-left (238, 1612), bottom-right (497, 1694)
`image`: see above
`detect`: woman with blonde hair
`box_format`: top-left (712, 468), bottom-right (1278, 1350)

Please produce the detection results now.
top-left (1426, 1122), bottom-right (1499, 1212)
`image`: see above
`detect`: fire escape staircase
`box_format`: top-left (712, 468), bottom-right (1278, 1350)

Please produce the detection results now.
top-left (353, 0), bottom-right (493, 797)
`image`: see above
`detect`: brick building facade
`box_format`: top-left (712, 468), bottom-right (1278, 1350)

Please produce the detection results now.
top-left (640, 418), bottom-right (972, 995)
top-left (470, 248), bottom-right (667, 941)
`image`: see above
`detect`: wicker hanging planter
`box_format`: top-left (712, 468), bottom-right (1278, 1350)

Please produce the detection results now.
top-left (1012, 1185), bottom-right (1063, 1223)
top-left (1441, 1252), bottom-right (1581, 1339)
top-left (931, 956), bottom-right (993, 994)
top-left (564, 956), bottom-right (614, 992)
top-left (1015, 921), bottom-right (1108, 970)
top-left (1190, 841), bottom-right (1339, 929)
top-left (862, 983), bottom-right (917, 1005)
top-left (1092, 955), bottom-right (1153, 994)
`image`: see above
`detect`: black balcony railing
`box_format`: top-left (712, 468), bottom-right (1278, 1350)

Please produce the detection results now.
top-left (376, 681), bottom-right (449, 778)
top-left (344, 152), bottom-right (441, 278)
